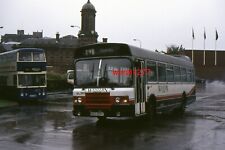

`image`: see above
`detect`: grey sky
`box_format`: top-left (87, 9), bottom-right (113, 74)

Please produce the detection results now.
top-left (1, 0), bottom-right (225, 51)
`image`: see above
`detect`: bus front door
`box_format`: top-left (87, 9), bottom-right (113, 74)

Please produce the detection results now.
top-left (135, 60), bottom-right (145, 115)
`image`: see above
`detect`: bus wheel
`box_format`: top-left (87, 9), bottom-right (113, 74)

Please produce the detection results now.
top-left (177, 93), bottom-right (187, 115)
top-left (97, 116), bottom-right (106, 122)
top-left (147, 95), bottom-right (156, 119)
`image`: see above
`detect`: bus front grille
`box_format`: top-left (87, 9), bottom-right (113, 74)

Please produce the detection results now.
top-left (85, 93), bottom-right (111, 104)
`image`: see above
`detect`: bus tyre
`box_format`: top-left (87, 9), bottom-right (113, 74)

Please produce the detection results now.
top-left (147, 95), bottom-right (156, 119)
top-left (97, 116), bottom-right (106, 122)
top-left (178, 93), bottom-right (187, 115)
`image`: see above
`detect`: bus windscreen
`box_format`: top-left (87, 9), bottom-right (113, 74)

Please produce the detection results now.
top-left (75, 58), bottom-right (132, 87)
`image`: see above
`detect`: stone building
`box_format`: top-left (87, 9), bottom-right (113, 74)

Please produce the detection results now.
top-left (1, 30), bottom-right (43, 43)
top-left (11, 0), bottom-right (99, 73)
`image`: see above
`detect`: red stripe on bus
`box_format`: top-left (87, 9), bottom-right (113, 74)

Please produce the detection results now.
top-left (156, 86), bottom-right (195, 101)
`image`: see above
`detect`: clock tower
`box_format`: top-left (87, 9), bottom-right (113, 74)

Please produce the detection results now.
top-left (78, 0), bottom-right (98, 46)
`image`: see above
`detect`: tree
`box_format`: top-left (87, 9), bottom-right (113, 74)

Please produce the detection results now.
top-left (166, 44), bottom-right (185, 55)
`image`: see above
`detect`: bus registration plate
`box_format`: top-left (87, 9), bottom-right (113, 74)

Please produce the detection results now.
top-left (90, 111), bottom-right (104, 116)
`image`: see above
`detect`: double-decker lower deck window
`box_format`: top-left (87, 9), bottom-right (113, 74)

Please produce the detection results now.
top-left (18, 74), bottom-right (46, 86)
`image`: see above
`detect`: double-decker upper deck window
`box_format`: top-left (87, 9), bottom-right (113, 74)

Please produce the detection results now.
top-left (33, 52), bottom-right (45, 61)
top-left (19, 52), bottom-right (32, 61)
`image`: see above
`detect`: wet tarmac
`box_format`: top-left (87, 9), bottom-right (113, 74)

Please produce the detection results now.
top-left (1, 82), bottom-right (225, 150)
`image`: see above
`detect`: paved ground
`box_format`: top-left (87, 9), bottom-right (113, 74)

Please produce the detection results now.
top-left (1, 82), bottom-right (225, 150)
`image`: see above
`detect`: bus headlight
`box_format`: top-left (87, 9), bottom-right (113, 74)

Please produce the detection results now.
top-left (21, 93), bottom-right (24, 97)
top-left (123, 99), bottom-right (128, 103)
top-left (115, 97), bottom-right (120, 103)
top-left (114, 96), bottom-right (129, 104)
top-left (78, 97), bottom-right (82, 103)
top-left (74, 97), bottom-right (82, 103)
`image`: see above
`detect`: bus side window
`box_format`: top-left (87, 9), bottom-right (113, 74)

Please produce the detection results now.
top-left (187, 69), bottom-right (192, 82)
top-left (158, 63), bottom-right (166, 82)
top-left (166, 65), bottom-right (174, 82)
top-left (192, 70), bottom-right (195, 82)
top-left (174, 66), bottom-right (181, 82)
top-left (147, 61), bottom-right (157, 81)
top-left (181, 68), bottom-right (187, 82)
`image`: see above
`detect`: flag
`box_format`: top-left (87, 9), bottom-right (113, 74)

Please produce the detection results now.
top-left (216, 30), bottom-right (218, 40)
top-left (204, 29), bottom-right (206, 39)
top-left (192, 28), bottom-right (195, 39)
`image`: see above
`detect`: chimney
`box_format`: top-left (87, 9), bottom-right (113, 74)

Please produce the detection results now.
top-left (102, 38), bottom-right (108, 43)
top-left (17, 30), bottom-right (24, 35)
top-left (56, 32), bottom-right (60, 43)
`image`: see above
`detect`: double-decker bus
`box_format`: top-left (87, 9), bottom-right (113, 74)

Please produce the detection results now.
top-left (0, 48), bottom-right (47, 100)
top-left (72, 43), bottom-right (195, 119)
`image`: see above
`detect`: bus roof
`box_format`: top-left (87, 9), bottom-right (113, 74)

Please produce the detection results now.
top-left (74, 43), bottom-right (193, 68)
top-left (0, 48), bottom-right (44, 56)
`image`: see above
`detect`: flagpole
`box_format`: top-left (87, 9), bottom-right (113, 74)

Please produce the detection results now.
top-left (192, 38), bottom-right (194, 63)
top-left (203, 27), bottom-right (206, 66)
top-left (215, 39), bottom-right (217, 50)
top-left (215, 29), bottom-right (218, 66)
top-left (203, 27), bottom-right (206, 50)
top-left (215, 40), bottom-right (217, 66)
top-left (192, 28), bottom-right (194, 63)
top-left (215, 29), bottom-right (218, 50)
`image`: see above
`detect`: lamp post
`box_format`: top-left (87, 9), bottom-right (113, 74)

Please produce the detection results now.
top-left (70, 25), bottom-right (80, 33)
top-left (133, 38), bottom-right (142, 48)
top-left (70, 25), bottom-right (80, 29)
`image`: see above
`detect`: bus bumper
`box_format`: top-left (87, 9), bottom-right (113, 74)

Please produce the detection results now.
top-left (73, 104), bottom-right (135, 117)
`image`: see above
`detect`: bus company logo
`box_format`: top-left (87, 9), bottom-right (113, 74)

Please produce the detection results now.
top-left (112, 68), bottom-right (151, 76)
top-left (86, 88), bottom-right (109, 93)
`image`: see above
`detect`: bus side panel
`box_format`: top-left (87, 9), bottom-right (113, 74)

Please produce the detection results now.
top-left (146, 82), bottom-right (195, 112)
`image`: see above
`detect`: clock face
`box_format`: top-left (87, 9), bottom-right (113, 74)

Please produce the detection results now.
top-left (91, 30), bottom-right (94, 34)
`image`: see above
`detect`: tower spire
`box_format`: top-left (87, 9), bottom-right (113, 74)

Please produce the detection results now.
top-left (79, 0), bottom-right (98, 46)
